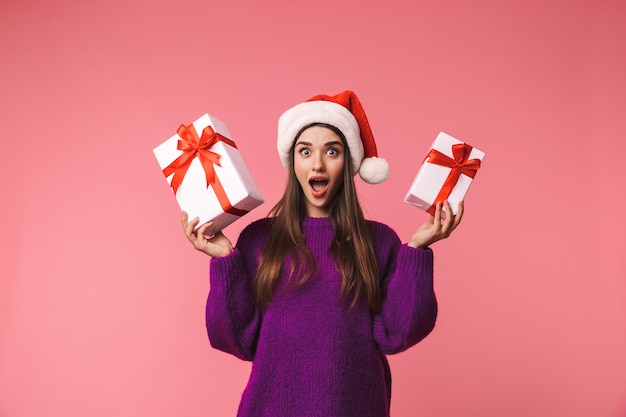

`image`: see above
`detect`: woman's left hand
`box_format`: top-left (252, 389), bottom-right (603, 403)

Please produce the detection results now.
top-left (408, 200), bottom-right (464, 249)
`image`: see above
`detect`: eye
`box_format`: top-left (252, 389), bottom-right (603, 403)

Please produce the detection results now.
top-left (326, 147), bottom-right (340, 156)
top-left (298, 148), bottom-right (311, 156)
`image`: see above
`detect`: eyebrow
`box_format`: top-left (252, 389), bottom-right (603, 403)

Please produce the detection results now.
top-left (295, 140), bottom-right (344, 147)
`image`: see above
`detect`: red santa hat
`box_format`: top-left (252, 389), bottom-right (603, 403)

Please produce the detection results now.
top-left (277, 90), bottom-right (390, 184)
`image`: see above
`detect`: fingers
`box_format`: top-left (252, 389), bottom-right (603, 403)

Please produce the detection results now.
top-left (179, 213), bottom-right (228, 257)
top-left (440, 201), bottom-right (454, 235)
top-left (439, 200), bottom-right (464, 237)
top-left (185, 218), bottom-right (200, 240)
top-left (181, 211), bottom-right (195, 233)
top-left (181, 211), bottom-right (189, 234)
top-left (197, 221), bottom-right (215, 240)
top-left (181, 211), bottom-right (206, 247)
top-left (452, 201), bottom-right (464, 229)
top-left (411, 200), bottom-right (465, 248)
top-left (433, 201), bottom-right (443, 226)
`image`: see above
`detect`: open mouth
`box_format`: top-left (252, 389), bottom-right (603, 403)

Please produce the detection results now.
top-left (309, 178), bottom-right (329, 196)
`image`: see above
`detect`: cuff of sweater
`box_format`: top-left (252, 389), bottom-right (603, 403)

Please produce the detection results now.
top-left (209, 248), bottom-right (243, 289)
top-left (397, 244), bottom-right (434, 283)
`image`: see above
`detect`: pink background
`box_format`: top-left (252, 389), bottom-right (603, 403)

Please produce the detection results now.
top-left (1, 0), bottom-right (625, 416)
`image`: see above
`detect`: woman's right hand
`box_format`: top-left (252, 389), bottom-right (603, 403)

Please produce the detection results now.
top-left (181, 211), bottom-right (234, 258)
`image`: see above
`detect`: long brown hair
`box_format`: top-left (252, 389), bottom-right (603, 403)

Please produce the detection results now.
top-left (255, 123), bottom-right (381, 312)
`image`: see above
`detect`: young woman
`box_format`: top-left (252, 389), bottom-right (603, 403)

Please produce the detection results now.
top-left (182, 91), bottom-right (463, 417)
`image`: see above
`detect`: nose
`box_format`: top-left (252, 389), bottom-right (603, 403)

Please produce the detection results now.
top-left (312, 152), bottom-right (325, 171)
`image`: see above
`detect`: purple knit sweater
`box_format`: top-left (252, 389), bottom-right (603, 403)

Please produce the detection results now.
top-left (207, 216), bottom-right (437, 417)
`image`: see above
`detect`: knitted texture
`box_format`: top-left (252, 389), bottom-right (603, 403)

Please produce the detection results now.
top-left (207, 217), bottom-right (437, 417)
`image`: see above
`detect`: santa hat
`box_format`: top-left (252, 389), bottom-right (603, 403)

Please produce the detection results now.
top-left (277, 90), bottom-right (390, 184)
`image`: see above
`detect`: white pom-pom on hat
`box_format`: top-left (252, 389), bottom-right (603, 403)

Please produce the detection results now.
top-left (277, 90), bottom-right (389, 184)
top-left (358, 156), bottom-right (390, 184)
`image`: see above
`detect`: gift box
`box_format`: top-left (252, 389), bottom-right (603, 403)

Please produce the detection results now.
top-left (404, 132), bottom-right (484, 216)
top-left (153, 114), bottom-right (264, 234)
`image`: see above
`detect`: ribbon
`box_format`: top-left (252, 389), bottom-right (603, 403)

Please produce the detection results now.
top-left (162, 124), bottom-right (248, 217)
top-left (425, 143), bottom-right (481, 215)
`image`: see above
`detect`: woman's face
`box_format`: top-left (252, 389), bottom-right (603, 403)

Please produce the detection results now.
top-left (293, 125), bottom-right (345, 217)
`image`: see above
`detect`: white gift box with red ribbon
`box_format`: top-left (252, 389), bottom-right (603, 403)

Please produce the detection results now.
top-left (404, 132), bottom-right (484, 216)
top-left (153, 114), bottom-right (264, 234)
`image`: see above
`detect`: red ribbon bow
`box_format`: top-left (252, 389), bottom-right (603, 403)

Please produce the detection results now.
top-left (425, 143), bottom-right (481, 215)
top-left (162, 123), bottom-right (248, 217)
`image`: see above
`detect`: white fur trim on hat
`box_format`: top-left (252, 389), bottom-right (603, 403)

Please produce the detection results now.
top-left (277, 101), bottom-right (364, 175)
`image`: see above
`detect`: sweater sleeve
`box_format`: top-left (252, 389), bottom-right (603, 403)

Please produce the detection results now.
top-left (206, 221), bottom-right (267, 362)
top-left (372, 237), bottom-right (438, 355)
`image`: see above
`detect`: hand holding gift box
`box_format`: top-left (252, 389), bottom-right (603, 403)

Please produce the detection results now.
top-left (405, 132), bottom-right (484, 216)
top-left (153, 114), bottom-right (264, 235)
